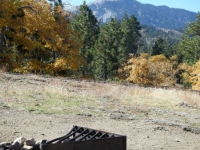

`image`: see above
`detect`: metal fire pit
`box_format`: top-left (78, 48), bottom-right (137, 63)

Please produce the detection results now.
top-left (42, 125), bottom-right (126, 150)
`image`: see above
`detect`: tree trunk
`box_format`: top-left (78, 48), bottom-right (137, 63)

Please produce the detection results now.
top-left (0, 27), bottom-right (5, 53)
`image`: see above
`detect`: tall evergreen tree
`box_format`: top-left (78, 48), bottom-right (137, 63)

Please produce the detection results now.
top-left (176, 13), bottom-right (200, 65)
top-left (92, 18), bottom-right (125, 80)
top-left (120, 14), bottom-right (141, 56)
top-left (151, 36), bottom-right (165, 55)
top-left (71, 1), bottom-right (100, 76)
top-left (163, 37), bottom-right (174, 58)
top-left (152, 36), bottom-right (175, 58)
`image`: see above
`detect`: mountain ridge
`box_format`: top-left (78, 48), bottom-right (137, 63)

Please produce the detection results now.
top-left (85, 0), bottom-right (197, 29)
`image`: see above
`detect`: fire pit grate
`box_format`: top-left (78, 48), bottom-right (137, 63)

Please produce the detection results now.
top-left (42, 125), bottom-right (126, 150)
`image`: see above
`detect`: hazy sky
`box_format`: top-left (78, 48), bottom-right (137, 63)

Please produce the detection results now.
top-left (64, 0), bottom-right (199, 13)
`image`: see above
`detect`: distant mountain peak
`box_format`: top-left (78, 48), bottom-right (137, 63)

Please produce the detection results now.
top-left (89, 0), bottom-right (121, 4)
top-left (96, 0), bottom-right (120, 2)
top-left (88, 0), bottom-right (197, 29)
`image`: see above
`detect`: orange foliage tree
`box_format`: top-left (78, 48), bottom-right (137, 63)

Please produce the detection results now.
top-left (179, 60), bottom-right (200, 91)
top-left (119, 53), bottom-right (177, 86)
top-left (0, 0), bottom-right (83, 75)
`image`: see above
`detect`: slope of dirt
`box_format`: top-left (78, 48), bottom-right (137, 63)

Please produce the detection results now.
top-left (0, 73), bottom-right (200, 150)
top-left (1, 109), bottom-right (200, 150)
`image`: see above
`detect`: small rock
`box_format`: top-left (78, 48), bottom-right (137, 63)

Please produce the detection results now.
top-left (183, 126), bottom-right (200, 134)
top-left (77, 113), bottom-right (92, 117)
top-left (21, 145), bottom-right (33, 150)
top-left (183, 126), bottom-right (192, 132)
top-left (153, 126), bottom-right (165, 131)
top-left (0, 142), bottom-right (11, 147)
top-left (13, 137), bottom-right (26, 147)
top-left (35, 139), bottom-right (47, 150)
top-left (10, 141), bottom-right (21, 150)
top-left (175, 139), bottom-right (180, 142)
top-left (35, 139), bottom-right (47, 145)
top-left (24, 138), bottom-right (36, 146)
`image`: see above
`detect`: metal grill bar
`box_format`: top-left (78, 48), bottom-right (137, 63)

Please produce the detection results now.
top-left (68, 129), bottom-right (89, 142)
top-left (89, 131), bottom-right (102, 140)
top-left (45, 126), bottom-right (78, 144)
top-left (77, 130), bottom-right (96, 141)
top-left (42, 125), bottom-right (126, 150)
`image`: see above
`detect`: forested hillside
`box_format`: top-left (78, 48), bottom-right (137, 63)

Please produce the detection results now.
top-left (140, 25), bottom-right (183, 51)
top-left (88, 0), bottom-right (197, 29)
top-left (0, 0), bottom-right (200, 90)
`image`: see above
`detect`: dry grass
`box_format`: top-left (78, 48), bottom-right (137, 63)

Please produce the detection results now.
top-left (0, 66), bottom-right (7, 81)
top-left (0, 72), bottom-right (200, 116)
top-left (81, 82), bottom-right (200, 109)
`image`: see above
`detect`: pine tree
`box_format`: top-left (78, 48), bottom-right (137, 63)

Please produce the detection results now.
top-left (93, 18), bottom-right (125, 81)
top-left (120, 14), bottom-right (141, 56)
top-left (151, 36), bottom-right (165, 55)
top-left (70, 1), bottom-right (100, 77)
top-left (162, 37), bottom-right (174, 58)
top-left (176, 13), bottom-right (200, 65)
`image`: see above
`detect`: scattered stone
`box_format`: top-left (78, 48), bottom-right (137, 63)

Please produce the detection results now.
top-left (175, 139), bottom-right (180, 142)
top-left (24, 138), bottom-right (36, 146)
top-left (183, 126), bottom-right (192, 132)
top-left (110, 113), bottom-right (126, 120)
top-left (10, 141), bottom-right (21, 150)
top-left (176, 102), bottom-right (195, 108)
top-left (2, 105), bottom-right (10, 109)
top-left (35, 139), bottom-right (47, 150)
top-left (110, 111), bottom-right (130, 120)
top-left (0, 142), bottom-right (11, 148)
top-left (0, 138), bottom-right (48, 150)
top-left (183, 126), bottom-right (200, 134)
top-left (35, 139), bottom-right (47, 146)
top-left (21, 145), bottom-right (34, 150)
top-left (13, 137), bottom-right (26, 147)
top-left (153, 126), bottom-right (166, 131)
top-left (77, 113), bottom-right (92, 117)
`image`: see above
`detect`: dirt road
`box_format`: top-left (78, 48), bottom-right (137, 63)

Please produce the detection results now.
top-left (0, 108), bottom-right (200, 150)
top-left (0, 73), bottom-right (200, 150)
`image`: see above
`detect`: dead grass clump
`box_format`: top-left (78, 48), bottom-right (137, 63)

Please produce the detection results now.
top-left (0, 65), bottom-right (7, 80)
top-left (178, 90), bottom-right (200, 108)
top-left (0, 73), bottom-right (200, 115)
top-left (87, 83), bottom-right (200, 109)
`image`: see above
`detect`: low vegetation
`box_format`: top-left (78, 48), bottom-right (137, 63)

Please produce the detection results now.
top-left (0, 72), bottom-right (200, 117)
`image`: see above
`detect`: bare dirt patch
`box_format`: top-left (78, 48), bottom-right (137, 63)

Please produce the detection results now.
top-left (0, 73), bottom-right (200, 150)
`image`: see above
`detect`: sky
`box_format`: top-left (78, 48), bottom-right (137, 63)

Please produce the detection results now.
top-left (64, 0), bottom-right (199, 13)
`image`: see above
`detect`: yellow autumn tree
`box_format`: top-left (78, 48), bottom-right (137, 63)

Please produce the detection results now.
top-left (47, 5), bottom-right (84, 74)
top-left (179, 60), bottom-right (200, 91)
top-left (12, 0), bottom-right (56, 73)
top-left (0, 0), bottom-right (25, 69)
top-left (120, 54), bottom-right (177, 86)
top-left (0, 0), bottom-right (83, 75)
top-left (0, 0), bottom-right (55, 72)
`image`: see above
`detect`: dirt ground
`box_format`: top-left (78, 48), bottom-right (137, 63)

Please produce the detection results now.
top-left (0, 109), bottom-right (200, 150)
top-left (0, 73), bottom-right (200, 150)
